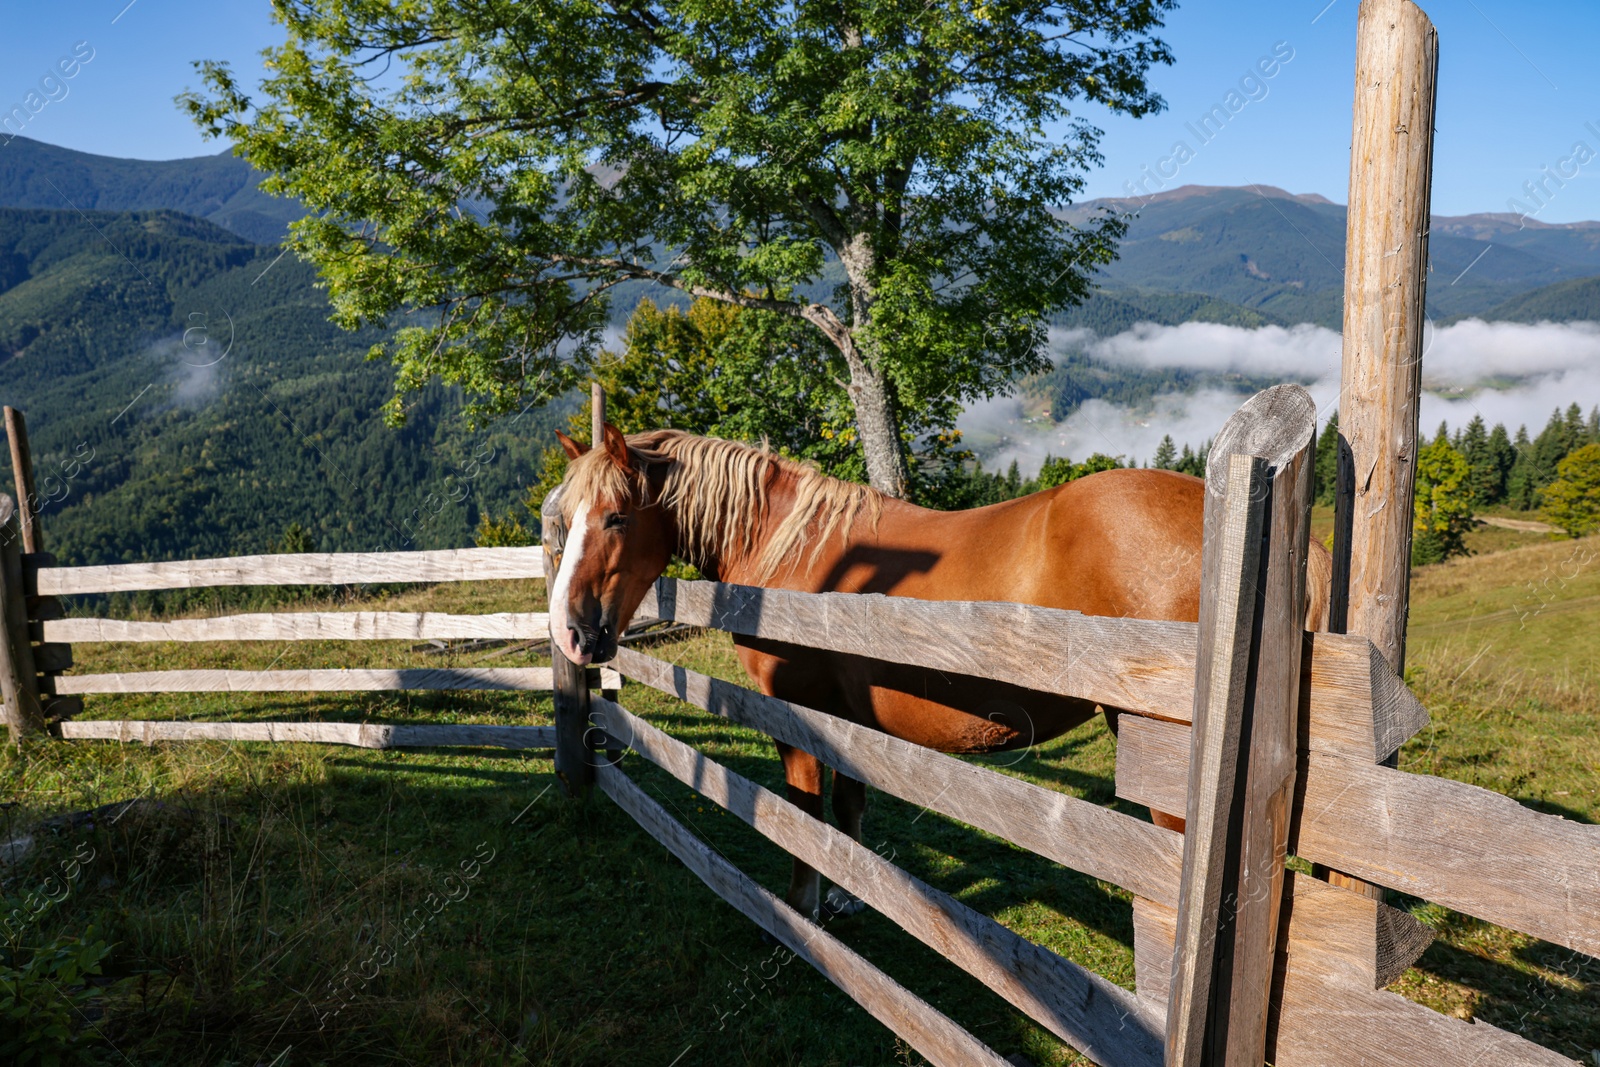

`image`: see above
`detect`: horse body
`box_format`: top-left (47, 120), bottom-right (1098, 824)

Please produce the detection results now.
top-left (550, 426), bottom-right (1329, 918)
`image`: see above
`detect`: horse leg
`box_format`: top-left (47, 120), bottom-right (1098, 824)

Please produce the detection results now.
top-left (822, 770), bottom-right (869, 919)
top-left (1103, 707), bottom-right (1188, 834)
top-left (776, 741), bottom-right (825, 920)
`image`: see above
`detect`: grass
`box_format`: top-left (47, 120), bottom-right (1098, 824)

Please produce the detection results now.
top-left (1, 536), bottom-right (1597, 1065)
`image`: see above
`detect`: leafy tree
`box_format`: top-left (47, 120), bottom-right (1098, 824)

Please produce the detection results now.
top-left (1313, 411), bottom-right (1339, 507)
top-left (1539, 443), bottom-right (1600, 538)
top-left (1412, 437), bottom-right (1473, 565)
top-left (183, 0), bottom-right (1176, 499)
top-left (1152, 434), bottom-right (1177, 470)
top-left (1035, 452), bottom-right (1123, 490)
top-left (474, 511), bottom-right (535, 547)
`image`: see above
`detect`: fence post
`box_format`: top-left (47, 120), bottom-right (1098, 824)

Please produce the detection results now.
top-left (1328, 0), bottom-right (1438, 899)
top-left (0, 496), bottom-right (45, 743)
top-left (5, 407), bottom-right (40, 555)
top-left (1166, 385), bottom-right (1316, 1067)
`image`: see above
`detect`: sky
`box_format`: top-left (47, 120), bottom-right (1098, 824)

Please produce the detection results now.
top-left (0, 0), bottom-right (1596, 221)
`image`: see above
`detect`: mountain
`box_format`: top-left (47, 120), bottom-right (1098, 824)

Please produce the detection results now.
top-left (1059, 185), bottom-right (1600, 330)
top-left (0, 137), bottom-right (302, 244)
top-left (0, 207), bottom-right (569, 568)
top-left (1446, 274), bottom-right (1600, 325)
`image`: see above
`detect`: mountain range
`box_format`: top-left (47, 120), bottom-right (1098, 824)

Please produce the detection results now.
top-left (0, 137), bottom-right (1594, 565)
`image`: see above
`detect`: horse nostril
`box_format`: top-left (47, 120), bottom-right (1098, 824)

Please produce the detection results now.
top-left (568, 627), bottom-right (584, 650)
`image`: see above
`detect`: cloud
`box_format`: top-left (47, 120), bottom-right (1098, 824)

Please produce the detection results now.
top-left (961, 319), bottom-right (1600, 477)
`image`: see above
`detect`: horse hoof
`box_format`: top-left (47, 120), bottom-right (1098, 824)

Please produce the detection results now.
top-left (821, 886), bottom-right (868, 919)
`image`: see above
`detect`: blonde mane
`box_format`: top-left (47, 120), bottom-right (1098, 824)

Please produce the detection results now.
top-left (559, 430), bottom-right (882, 581)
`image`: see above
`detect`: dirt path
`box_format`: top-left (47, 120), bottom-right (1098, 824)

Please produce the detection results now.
top-left (1478, 515), bottom-right (1557, 533)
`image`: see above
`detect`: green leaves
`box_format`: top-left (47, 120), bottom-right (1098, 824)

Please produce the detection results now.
top-left (181, 0), bottom-right (1173, 473)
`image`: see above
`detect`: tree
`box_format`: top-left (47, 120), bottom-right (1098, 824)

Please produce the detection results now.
top-left (1540, 443), bottom-right (1600, 538)
top-left (1035, 452), bottom-right (1122, 490)
top-left (1412, 437), bottom-right (1473, 565)
top-left (1152, 434), bottom-right (1177, 471)
top-left (1532, 408), bottom-right (1575, 490)
top-left (1313, 411), bottom-right (1338, 507)
top-left (183, 0), bottom-right (1176, 499)
top-left (1483, 422), bottom-right (1517, 505)
top-left (274, 522), bottom-right (315, 554)
top-left (1506, 424), bottom-right (1538, 510)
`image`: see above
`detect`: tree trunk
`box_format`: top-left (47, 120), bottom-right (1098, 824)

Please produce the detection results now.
top-left (837, 234), bottom-right (913, 500)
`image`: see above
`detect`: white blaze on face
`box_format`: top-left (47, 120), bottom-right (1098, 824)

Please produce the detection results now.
top-left (549, 500), bottom-right (593, 665)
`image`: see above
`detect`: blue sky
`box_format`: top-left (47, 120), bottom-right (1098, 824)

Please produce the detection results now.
top-left (1, 0), bottom-right (1597, 221)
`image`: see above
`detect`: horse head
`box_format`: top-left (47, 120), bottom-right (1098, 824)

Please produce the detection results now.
top-left (545, 424), bottom-right (675, 665)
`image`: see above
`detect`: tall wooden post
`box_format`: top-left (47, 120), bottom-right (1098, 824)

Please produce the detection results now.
top-left (1328, 0), bottom-right (1438, 900)
top-left (0, 496), bottom-right (45, 743)
top-left (1167, 386), bottom-right (1316, 1067)
top-left (4, 407), bottom-right (40, 555)
top-left (1331, 0), bottom-right (1438, 674)
top-left (590, 382), bottom-right (606, 450)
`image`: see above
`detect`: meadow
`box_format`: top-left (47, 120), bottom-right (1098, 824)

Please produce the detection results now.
top-left (0, 523), bottom-right (1596, 1066)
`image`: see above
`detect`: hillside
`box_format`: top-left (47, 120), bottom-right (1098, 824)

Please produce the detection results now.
top-left (1061, 185), bottom-right (1600, 329)
top-left (0, 137), bottom-right (302, 244)
top-left (0, 208), bottom-right (570, 566)
top-left (1448, 274), bottom-right (1600, 324)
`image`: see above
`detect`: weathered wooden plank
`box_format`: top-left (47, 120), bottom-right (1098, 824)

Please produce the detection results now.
top-left (42, 611), bottom-right (551, 644)
top-left (594, 697), bottom-right (1164, 1067)
top-left (636, 581), bottom-right (1426, 762)
top-left (36, 546), bottom-right (546, 595)
top-left (1133, 888), bottom-right (1570, 1066)
top-left (612, 645), bottom-right (1183, 907)
top-left (56, 719), bottom-right (556, 750)
top-left (0, 496), bottom-right (44, 741)
top-left (1167, 453), bottom-right (1270, 1067)
top-left (4, 407), bottom-right (39, 555)
top-left (51, 667), bottom-right (619, 695)
top-left (594, 761), bottom-right (1016, 1067)
top-left (1115, 716), bottom-right (1600, 960)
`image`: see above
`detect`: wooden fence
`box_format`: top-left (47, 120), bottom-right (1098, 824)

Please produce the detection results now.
top-left (539, 383), bottom-right (1597, 1067)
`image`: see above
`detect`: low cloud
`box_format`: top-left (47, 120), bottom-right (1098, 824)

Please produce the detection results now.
top-left (963, 319), bottom-right (1600, 476)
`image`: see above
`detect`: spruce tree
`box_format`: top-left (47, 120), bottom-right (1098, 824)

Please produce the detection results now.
top-left (1480, 421), bottom-right (1515, 506)
top-left (1313, 412), bottom-right (1339, 507)
top-left (1152, 434), bottom-right (1177, 470)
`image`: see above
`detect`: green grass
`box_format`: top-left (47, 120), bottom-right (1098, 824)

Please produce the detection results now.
top-left (2, 542), bottom-right (1597, 1065)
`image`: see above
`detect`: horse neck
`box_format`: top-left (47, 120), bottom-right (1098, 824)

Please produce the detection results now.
top-left (659, 459), bottom-right (828, 586)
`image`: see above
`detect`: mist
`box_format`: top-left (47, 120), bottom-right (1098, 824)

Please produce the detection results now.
top-left (961, 319), bottom-right (1600, 475)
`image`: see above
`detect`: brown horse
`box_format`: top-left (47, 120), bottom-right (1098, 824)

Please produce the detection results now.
top-left (548, 425), bottom-right (1331, 919)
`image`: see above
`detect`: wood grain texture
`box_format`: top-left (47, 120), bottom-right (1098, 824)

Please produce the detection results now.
top-left (1115, 716), bottom-right (1600, 960)
top-left (56, 719), bottom-right (556, 750)
top-left (43, 612), bottom-right (551, 643)
top-left (612, 645), bottom-right (1184, 907)
top-left (1133, 889), bottom-right (1571, 1066)
top-left (51, 667), bottom-right (619, 694)
top-left (1331, 0), bottom-right (1439, 676)
top-left (36, 546), bottom-right (546, 595)
top-left (0, 497), bottom-right (43, 740)
top-left (594, 697), bottom-right (1165, 1067)
top-left (4, 408), bottom-right (38, 555)
top-left (594, 761), bottom-right (1017, 1067)
top-left (1209, 387), bottom-right (1319, 1067)
top-left (636, 581), bottom-right (1426, 761)
top-left (1166, 454), bottom-right (1269, 1067)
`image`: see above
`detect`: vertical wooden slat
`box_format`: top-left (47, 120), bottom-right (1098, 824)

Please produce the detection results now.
top-left (590, 381), bottom-right (606, 446)
top-left (1166, 453), bottom-right (1269, 1067)
top-left (0, 496), bottom-right (44, 742)
top-left (1166, 384), bottom-right (1318, 1067)
top-left (4, 407), bottom-right (40, 555)
top-left (542, 412), bottom-right (594, 796)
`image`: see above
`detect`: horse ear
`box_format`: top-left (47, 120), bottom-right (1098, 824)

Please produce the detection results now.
top-left (602, 423), bottom-right (631, 470)
top-left (555, 430), bottom-right (587, 460)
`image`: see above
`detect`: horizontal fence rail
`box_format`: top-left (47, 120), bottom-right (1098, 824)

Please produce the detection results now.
top-left (594, 761), bottom-right (1018, 1067)
top-left (51, 667), bottom-right (620, 696)
top-left (36, 546), bottom-right (546, 595)
top-left (611, 646), bottom-right (1184, 906)
top-left (637, 579), bottom-right (1426, 762)
top-left (42, 611), bottom-right (550, 643)
top-left (593, 695), bottom-right (1167, 1065)
top-left (57, 720), bottom-right (556, 750)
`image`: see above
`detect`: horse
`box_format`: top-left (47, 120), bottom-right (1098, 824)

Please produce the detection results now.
top-left (547, 424), bottom-right (1332, 920)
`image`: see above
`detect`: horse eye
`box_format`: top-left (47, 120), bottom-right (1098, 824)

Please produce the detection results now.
top-left (603, 512), bottom-right (629, 531)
